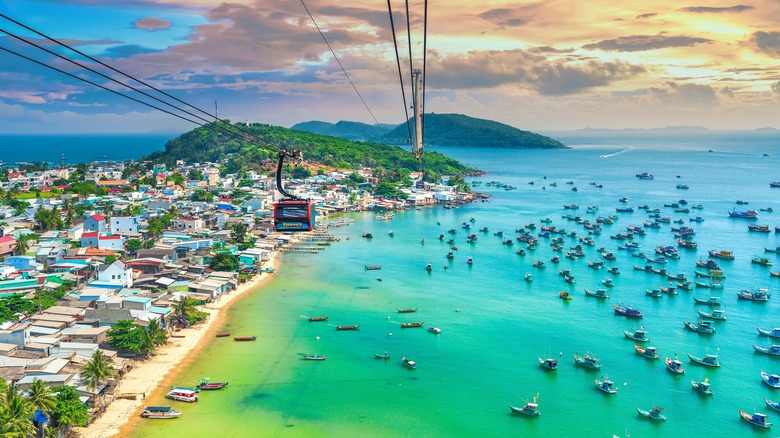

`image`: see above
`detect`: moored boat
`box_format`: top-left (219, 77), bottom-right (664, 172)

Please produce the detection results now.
top-left (677, 281), bottom-right (694, 290)
top-left (427, 325), bottom-right (441, 334)
top-left (637, 406), bottom-right (667, 421)
top-left (757, 327), bottom-right (780, 338)
top-left (400, 321), bottom-right (424, 328)
top-left (401, 356), bottom-right (417, 369)
top-left (197, 378), bottom-right (228, 390)
top-left (584, 288), bottom-right (609, 299)
top-left (624, 326), bottom-right (649, 342)
top-left (614, 305), bottom-right (643, 318)
top-left (301, 354), bottom-right (326, 360)
top-left (739, 410), bottom-right (772, 428)
top-left (573, 352), bottom-right (601, 369)
top-left (635, 345), bottom-right (660, 359)
top-left (762, 371), bottom-right (780, 388)
top-left (687, 353), bottom-right (720, 367)
top-left (336, 325), bottom-right (360, 330)
top-left (684, 320), bottom-right (716, 334)
top-left (646, 288), bottom-right (662, 298)
top-left (538, 357), bottom-right (558, 370)
top-left (693, 296), bottom-right (721, 306)
top-left (595, 376), bottom-right (618, 394)
top-left (666, 357), bottom-right (685, 374)
top-left (308, 316), bottom-right (328, 322)
top-left (691, 379), bottom-right (713, 396)
top-left (558, 291), bottom-right (572, 301)
top-left (374, 352), bottom-right (390, 359)
top-left (510, 395), bottom-right (540, 416)
top-left (766, 398), bottom-right (780, 413)
top-left (215, 333), bottom-right (231, 337)
top-left (728, 209), bottom-right (758, 219)
top-left (752, 256), bottom-right (773, 267)
top-left (697, 309), bottom-right (726, 320)
top-left (396, 308), bottom-right (417, 313)
top-left (753, 344), bottom-right (780, 356)
top-left (140, 406), bottom-right (183, 419)
top-left (738, 288), bottom-right (771, 301)
top-left (166, 389), bottom-right (198, 403)
top-left (708, 249), bottom-right (735, 259)
top-left (233, 336), bottom-right (256, 341)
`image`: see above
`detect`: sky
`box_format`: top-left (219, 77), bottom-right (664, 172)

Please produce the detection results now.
top-left (1, 0), bottom-right (780, 134)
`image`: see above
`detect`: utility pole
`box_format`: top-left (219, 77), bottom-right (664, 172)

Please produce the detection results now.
top-left (215, 100), bottom-right (218, 121)
top-left (411, 69), bottom-right (423, 160)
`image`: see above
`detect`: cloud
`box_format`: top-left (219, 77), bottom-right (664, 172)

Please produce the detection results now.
top-left (478, 8), bottom-right (527, 27)
top-left (748, 32), bottom-right (780, 57)
top-left (645, 82), bottom-right (720, 108)
top-left (103, 44), bottom-right (161, 57)
top-left (133, 17), bottom-right (173, 31)
top-left (678, 5), bottom-right (753, 13)
top-left (529, 46), bottom-right (575, 54)
top-left (636, 13), bottom-right (657, 19)
top-left (583, 34), bottom-right (712, 52)
top-left (772, 82), bottom-right (780, 94)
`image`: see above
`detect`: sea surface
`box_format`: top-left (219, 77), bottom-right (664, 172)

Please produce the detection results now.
top-left (0, 134), bottom-right (173, 165)
top-left (128, 133), bottom-right (780, 437)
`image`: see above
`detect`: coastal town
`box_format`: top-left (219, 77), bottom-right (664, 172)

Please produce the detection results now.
top-left (0, 156), bottom-right (478, 437)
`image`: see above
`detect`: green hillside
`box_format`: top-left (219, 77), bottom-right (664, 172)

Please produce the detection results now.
top-left (292, 120), bottom-right (393, 141)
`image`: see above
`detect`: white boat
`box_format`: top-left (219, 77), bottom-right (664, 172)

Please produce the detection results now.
top-left (666, 357), bottom-right (685, 374)
top-left (166, 389), bottom-right (198, 403)
top-left (762, 371), bottom-right (780, 388)
top-left (687, 353), bottom-right (720, 367)
top-left (624, 326), bottom-right (649, 342)
top-left (754, 344), bottom-right (780, 356)
top-left (538, 357), bottom-right (558, 370)
top-left (691, 379), bottom-right (713, 396)
top-left (697, 309), bottom-right (726, 320)
top-left (637, 406), bottom-right (667, 421)
top-left (140, 406), bottom-right (183, 419)
top-left (427, 325), bottom-right (441, 334)
top-left (595, 376), bottom-right (618, 394)
top-left (573, 352), bottom-right (601, 369)
top-left (510, 394), bottom-right (540, 416)
top-left (757, 327), bottom-right (780, 338)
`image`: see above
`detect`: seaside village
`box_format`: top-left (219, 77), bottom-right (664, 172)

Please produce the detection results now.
top-left (0, 157), bottom-right (475, 434)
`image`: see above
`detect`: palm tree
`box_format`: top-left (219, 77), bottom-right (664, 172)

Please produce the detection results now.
top-left (13, 234), bottom-right (32, 256)
top-left (172, 296), bottom-right (197, 328)
top-left (26, 379), bottom-right (56, 436)
top-left (145, 319), bottom-right (168, 349)
top-left (81, 350), bottom-right (118, 394)
top-left (0, 383), bottom-right (36, 438)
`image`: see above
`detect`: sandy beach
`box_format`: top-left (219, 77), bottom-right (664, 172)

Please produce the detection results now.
top-left (75, 253), bottom-right (281, 438)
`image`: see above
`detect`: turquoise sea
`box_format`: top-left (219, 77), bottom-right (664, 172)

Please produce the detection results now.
top-left (129, 133), bottom-right (780, 437)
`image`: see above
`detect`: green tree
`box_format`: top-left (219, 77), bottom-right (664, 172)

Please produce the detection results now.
top-left (172, 296), bottom-right (208, 326)
top-left (107, 320), bottom-right (147, 356)
top-left (104, 255), bottom-right (117, 265)
top-left (26, 378), bottom-right (56, 436)
top-left (13, 234), bottom-right (35, 256)
top-left (373, 181), bottom-right (398, 198)
top-left (50, 385), bottom-right (88, 428)
top-left (145, 319), bottom-right (168, 349)
top-left (0, 381), bottom-right (36, 438)
top-left (188, 169), bottom-right (203, 181)
top-left (230, 221), bottom-right (248, 244)
top-left (208, 251), bottom-right (239, 272)
top-left (291, 167), bottom-right (312, 179)
top-left (81, 350), bottom-right (118, 392)
top-left (190, 189), bottom-right (213, 202)
top-left (169, 173), bottom-right (185, 185)
top-left (125, 239), bottom-right (143, 256)
top-left (348, 192), bottom-right (358, 205)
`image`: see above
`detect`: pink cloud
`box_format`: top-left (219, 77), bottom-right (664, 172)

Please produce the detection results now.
top-left (134, 17), bottom-right (174, 31)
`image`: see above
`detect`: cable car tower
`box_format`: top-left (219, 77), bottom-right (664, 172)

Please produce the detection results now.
top-left (411, 68), bottom-right (424, 160)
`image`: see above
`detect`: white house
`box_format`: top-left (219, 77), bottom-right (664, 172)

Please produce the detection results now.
top-left (96, 261), bottom-right (133, 288)
top-left (110, 216), bottom-right (140, 233)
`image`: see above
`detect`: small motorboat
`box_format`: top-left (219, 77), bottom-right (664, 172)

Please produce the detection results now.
top-left (233, 336), bottom-right (257, 341)
top-left (538, 357), bottom-right (558, 370)
top-left (765, 398), bottom-right (780, 413)
top-left (693, 296), bottom-right (721, 306)
top-left (427, 325), bottom-right (442, 334)
top-left (683, 320), bottom-right (716, 334)
top-left (757, 327), bottom-right (780, 338)
top-left (614, 305), bottom-right (643, 318)
top-left (509, 394), bottom-right (540, 416)
top-left (739, 410), bottom-right (772, 428)
top-left (584, 288), bottom-right (609, 299)
top-left (300, 354), bottom-right (326, 361)
top-left (635, 345), bottom-right (660, 359)
top-left (374, 352), bottom-right (390, 359)
top-left (215, 333), bottom-right (231, 337)
top-left (697, 309), bottom-right (726, 321)
top-left (666, 357), bottom-right (685, 374)
top-left (573, 352), bottom-right (601, 369)
top-left (691, 379), bottom-right (713, 396)
top-left (624, 326), bottom-right (649, 342)
top-left (396, 308), bottom-right (417, 313)
top-left (140, 406), bottom-right (183, 419)
top-left (524, 273), bottom-right (533, 282)
top-left (166, 389), bottom-right (198, 403)
top-left (401, 356), bottom-right (417, 369)
top-left (595, 376), bottom-right (618, 394)
top-left (336, 325), bottom-right (360, 330)
top-left (687, 353), bottom-right (720, 367)
top-left (753, 344), bottom-right (780, 356)
top-left (762, 371), bottom-right (780, 388)
top-left (637, 406), bottom-right (667, 421)
top-left (308, 316), bottom-right (328, 322)
top-left (400, 321), bottom-right (424, 328)
top-left (559, 291), bottom-right (572, 301)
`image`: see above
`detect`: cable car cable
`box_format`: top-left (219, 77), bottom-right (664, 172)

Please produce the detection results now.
top-left (386, 0), bottom-right (413, 147)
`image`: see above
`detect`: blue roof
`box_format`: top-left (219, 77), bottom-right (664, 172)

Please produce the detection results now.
top-left (149, 306), bottom-right (172, 315)
top-left (123, 296), bottom-right (152, 304)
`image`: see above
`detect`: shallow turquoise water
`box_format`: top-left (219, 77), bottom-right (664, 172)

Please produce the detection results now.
top-left (130, 135), bottom-right (780, 437)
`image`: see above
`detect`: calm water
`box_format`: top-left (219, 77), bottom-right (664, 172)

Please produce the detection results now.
top-left (0, 134), bottom-right (172, 165)
top-left (129, 134), bottom-right (780, 437)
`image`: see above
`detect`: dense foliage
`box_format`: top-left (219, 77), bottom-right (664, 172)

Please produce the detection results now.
top-left (144, 121), bottom-right (473, 179)
top-left (0, 283), bottom-right (73, 324)
top-left (51, 385), bottom-right (89, 427)
top-left (291, 120), bottom-right (393, 141)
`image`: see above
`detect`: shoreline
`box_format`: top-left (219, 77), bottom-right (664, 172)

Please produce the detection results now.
top-left (75, 252), bottom-right (281, 438)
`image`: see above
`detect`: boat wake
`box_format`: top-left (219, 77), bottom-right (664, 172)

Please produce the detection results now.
top-left (600, 149), bottom-right (627, 158)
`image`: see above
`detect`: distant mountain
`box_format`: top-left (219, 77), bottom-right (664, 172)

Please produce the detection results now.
top-left (576, 126), bottom-right (710, 133)
top-left (755, 127), bottom-right (780, 132)
top-left (381, 113), bottom-right (567, 149)
top-left (291, 120), bottom-right (393, 141)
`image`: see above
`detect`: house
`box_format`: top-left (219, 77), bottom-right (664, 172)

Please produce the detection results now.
top-left (0, 265), bottom-right (17, 279)
top-left (0, 235), bottom-right (16, 256)
top-left (94, 261), bottom-right (133, 288)
top-left (110, 216), bottom-right (140, 233)
top-left (80, 232), bottom-right (99, 248)
top-left (4, 255), bottom-right (41, 272)
top-left (97, 235), bottom-right (124, 251)
top-left (171, 217), bottom-right (204, 231)
top-left (83, 214), bottom-right (107, 233)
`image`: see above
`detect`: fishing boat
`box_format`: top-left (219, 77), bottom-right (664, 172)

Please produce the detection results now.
top-left (765, 398), bottom-right (780, 413)
top-left (602, 278), bottom-right (614, 288)
top-left (695, 281), bottom-right (724, 289)
top-left (691, 379), bottom-right (713, 396)
top-left (684, 320), bottom-right (716, 334)
top-left (524, 273), bottom-right (533, 282)
top-left (766, 246), bottom-right (780, 254)
top-left (697, 309), bottom-right (726, 320)
top-left (646, 288), bottom-right (663, 298)
top-left (608, 266), bottom-right (620, 274)
top-left (753, 344), bottom-right (780, 356)
top-left (336, 325), bottom-right (360, 330)
top-left (772, 270), bottom-right (780, 277)
top-left (749, 224), bottom-right (772, 233)
top-left (687, 353), bottom-right (720, 367)
top-left (374, 352), bottom-right (390, 359)
top-left (677, 281), bottom-right (694, 290)
top-left (667, 272), bottom-right (688, 281)
top-left (401, 356), bottom-right (417, 369)
top-left (400, 321), bottom-right (424, 328)
top-left (637, 406), bottom-right (667, 421)
top-left (365, 265), bottom-right (381, 270)
top-left (467, 256), bottom-right (473, 265)
top-left (693, 296), bottom-right (721, 306)
top-left (538, 357), bottom-right (558, 370)
top-left (635, 345), bottom-right (660, 359)
top-left (166, 389), bottom-right (198, 403)
top-left (233, 336), bottom-right (256, 341)
top-left (739, 411), bottom-right (772, 428)
top-left (584, 288), bottom-right (609, 299)
top-left (752, 256), bottom-right (773, 266)
top-left (533, 260), bottom-right (546, 269)
top-left (728, 209), bottom-right (758, 219)
top-left (215, 333), bottom-right (231, 337)
top-left (624, 326), bottom-right (649, 342)
top-left (708, 249), bottom-right (735, 259)
top-left (301, 354), bottom-right (327, 360)
top-left (762, 371), bottom-right (780, 388)
top-left (573, 352), bottom-right (601, 369)
top-left (140, 406), bottom-right (183, 419)
top-left (361, 232), bottom-right (373, 238)
top-left (427, 325), bottom-right (441, 334)
top-left (559, 291), bottom-right (572, 301)
top-left (757, 327), bottom-right (780, 338)
top-left (738, 288), bottom-right (771, 301)
top-left (666, 357), bottom-right (685, 374)
top-left (396, 308), bottom-right (417, 313)
top-left (509, 395), bottom-right (540, 416)
top-left (308, 316), bottom-right (328, 322)
top-left (614, 305), bottom-right (643, 318)
top-left (595, 376), bottom-right (618, 394)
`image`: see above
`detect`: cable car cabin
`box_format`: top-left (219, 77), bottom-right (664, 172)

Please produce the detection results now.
top-left (274, 199), bottom-right (316, 232)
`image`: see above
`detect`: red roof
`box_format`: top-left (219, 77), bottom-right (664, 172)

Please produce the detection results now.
top-left (81, 232), bottom-right (99, 238)
top-left (90, 214), bottom-right (105, 221)
top-left (0, 235), bottom-right (16, 243)
top-left (99, 235), bottom-right (122, 240)
top-left (219, 198), bottom-right (234, 202)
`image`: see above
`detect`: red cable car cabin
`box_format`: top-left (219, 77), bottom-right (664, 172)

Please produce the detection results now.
top-left (274, 199), bottom-right (316, 232)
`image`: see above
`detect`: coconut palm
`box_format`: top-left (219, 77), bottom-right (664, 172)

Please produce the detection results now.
top-left (145, 319), bottom-right (168, 349)
top-left (13, 234), bottom-right (33, 256)
top-left (172, 296), bottom-right (197, 327)
top-left (0, 383), bottom-right (36, 438)
top-left (25, 379), bottom-right (56, 436)
top-left (81, 350), bottom-right (118, 393)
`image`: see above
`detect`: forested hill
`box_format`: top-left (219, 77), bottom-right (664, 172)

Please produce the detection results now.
top-left (382, 114), bottom-right (567, 149)
top-left (291, 120), bottom-right (393, 141)
top-left (144, 121), bottom-right (474, 178)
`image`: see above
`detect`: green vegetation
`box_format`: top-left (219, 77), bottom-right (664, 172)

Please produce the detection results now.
top-left (0, 282), bottom-right (74, 324)
top-left (172, 296), bottom-right (208, 326)
top-left (208, 251), bottom-right (239, 272)
top-left (144, 121), bottom-right (473, 180)
top-left (81, 350), bottom-right (118, 392)
top-left (291, 120), bottom-right (393, 141)
top-left (107, 319), bottom-right (168, 357)
top-left (51, 385), bottom-right (89, 427)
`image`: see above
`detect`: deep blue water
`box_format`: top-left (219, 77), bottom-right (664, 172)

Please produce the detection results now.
top-left (0, 134), bottom-right (173, 165)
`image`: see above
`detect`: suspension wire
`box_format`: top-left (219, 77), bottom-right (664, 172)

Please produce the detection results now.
top-left (405, 0), bottom-right (414, 76)
top-left (387, 0), bottom-right (413, 146)
top-left (0, 13), bottom-right (276, 148)
top-left (299, 0), bottom-right (380, 126)
top-left (421, 0), bottom-right (428, 145)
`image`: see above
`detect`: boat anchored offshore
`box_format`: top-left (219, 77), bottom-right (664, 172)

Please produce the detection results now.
top-left (684, 320), bottom-right (716, 334)
top-left (637, 406), bottom-right (667, 421)
top-left (401, 356), bottom-right (417, 369)
top-left (624, 325), bottom-right (649, 342)
top-left (757, 327), bottom-right (780, 338)
top-left (140, 406), bottom-right (183, 419)
top-left (595, 376), bottom-right (618, 394)
top-left (510, 394), bottom-right (541, 416)
top-left (766, 398), bottom-right (780, 413)
top-left (538, 357), bottom-right (558, 370)
top-left (762, 371), bottom-right (780, 388)
top-left (573, 352), bottom-right (601, 369)
top-left (614, 305), bottom-right (643, 318)
top-left (688, 353), bottom-right (720, 367)
top-left (739, 410), bottom-right (772, 428)
top-left (753, 344), bottom-right (780, 356)
top-left (666, 357), bottom-right (685, 374)
top-left (691, 379), bottom-right (713, 396)
top-left (635, 345), bottom-right (660, 359)
top-left (166, 389), bottom-right (198, 403)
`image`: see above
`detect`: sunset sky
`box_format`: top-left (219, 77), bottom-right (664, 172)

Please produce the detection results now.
top-left (1, 0), bottom-right (780, 133)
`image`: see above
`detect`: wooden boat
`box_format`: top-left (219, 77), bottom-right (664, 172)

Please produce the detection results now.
top-left (684, 320), bottom-right (716, 334)
top-left (573, 352), bottom-right (601, 369)
top-left (666, 272), bottom-right (687, 281)
top-left (233, 336), bottom-right (256, 341)
top-left (166, 389), bottom-right (198, 403)
top-left (753, 344), bottom-right (780, 356)
top-left (595, 376), bottom-right (618, 394)
top-left (687, 353), bottom-right (720, 367)
top-left (772, 271), bottom-right (780, 277)
top-left (509, 401), bottom-right (540, 416)
top-left (427, 325), bottom-right (441, 334)
top-left (635, 345), bottom-right (660, 359)
top-left (739, 410), bottom-right (772, 428)
top-left (752, 256), bottom-right (773, 266)
top-left (749, 224), bottom-right (772, 233)
top-left (524, 273), bottom-right (533, 282)
top-left (336, 325), bottom-right (360, 331)
top-left (624, 326), bottom-right (649, 342)
top-left (695, 281), bottom-right (723, 289)
top-left (532, 260), bottom-right (545, 269)
top-left (691, 379), bottom-right (713, 396)
top-left (728, 209), bottom-right (758, 219)
top-left (301, 354), bottom-right (327, 361)
top-left (677, 281), bottom-right (694, 290)
top-left (140, 406), bottom-right (182, 419)
top-left (693, 296), bottom-right (721, 306)
top-left (762, 371), bottom-right (780, 388)
top-left (637, 406), bottom-right (667, 421)
top-left (646, 288), bottom-right (663, 298)
top-left (558, 291), bottom-right (572, 301)
top-left (365, 265), bottom-right (381, 271)
top-left (170, 385), bottom-right (200, 393)
top-left (765, 398), bottom-right (780, 413)
top-left (697, 309), bottom-right (726, 320)
top-left (198, 381), bottom-right (228, 390)
top-left (584, 288), bottom-right (609, 299)
top-left (766, 246), bottom-right (780, 254)
top-left (660, 285), bottom-right (677, 295)
top-left (361, 232), bottom-right (373, 238)
top-left (538, 357), bottom-right (558, 370)
top-left (396, 308), bottom-right (417, 313)
top-left (215, 333), bottom-right (231, 337)
top-left (738, 288), bottom-right (770, 301)
top-left (400, 321), bottom-right (424, 328)
top-left (308, 316), bottom-right (328, 322)
top-left (401, 356), bottom-right (417, 369)
top-left (757, 327), bottom-right (780, 338)
top-left (666, 357), bottom-right (685, 374)
top-left (708, 249), bottom-right (735, 259)
top-left (374, 352), bottom-right (390, 359)
top-left (614, 305), bottom-right (643, 318)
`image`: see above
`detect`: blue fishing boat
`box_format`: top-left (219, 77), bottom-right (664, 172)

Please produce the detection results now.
top-left (753, 344), bottom-right (780, 356)
top-left (637, 406), bottom-right (667, 421)
top-left (739, 410), bottom-right (772, 428)
top-left (757, 327), bottom-right (780, 338)
top-left (624, 325), bottom-right (649, 342)
top-left (666, 357), bottom-right (685, 374)
top-left (595, 376), bottom-right (618, 394)
top-left (762, 371), bottom-right (780, 388)
top-left (684, 320), bottom-right (716, 334)
top-left (765, 398), bottom-right (780, 413)
top-left (573, 352), bottom-right (601, 369)
top-left (614, 305), bottom-right (643, 318)
top-left (691, 379), bottom-right (713, 396)
top-left (687, 353), bottom-right (720, 367)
